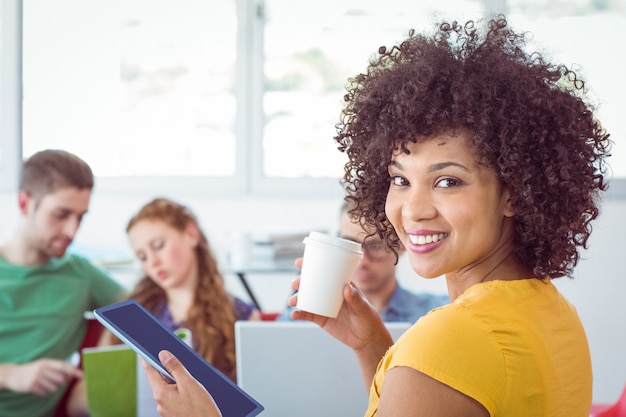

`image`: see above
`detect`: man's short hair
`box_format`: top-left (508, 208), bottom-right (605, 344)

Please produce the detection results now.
top-left (19, 149), bottom-right (94, 201)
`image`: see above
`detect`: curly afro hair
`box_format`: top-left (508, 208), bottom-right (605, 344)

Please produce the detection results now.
top-left (335, 16), bottom-right (612, 279)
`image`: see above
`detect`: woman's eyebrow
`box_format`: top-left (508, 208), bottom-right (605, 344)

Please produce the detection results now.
top-left (388, 160), bottom-right (469, 172)
top-left (388, 160), bottom-right (402, 170)
top-left (428, 161), bottom-right (470, 173)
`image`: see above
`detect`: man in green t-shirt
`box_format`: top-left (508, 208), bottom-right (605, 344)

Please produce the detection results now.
top-left (0, 150), bottom-right (126, 417)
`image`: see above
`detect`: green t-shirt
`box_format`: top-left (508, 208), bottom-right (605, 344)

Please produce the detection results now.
top-left (0, 253), bottom-right (126, 417)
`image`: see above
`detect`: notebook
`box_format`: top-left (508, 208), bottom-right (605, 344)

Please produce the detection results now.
top-left (82, 345), bottom-right (136, 417)
top-left (235, 321), bottom-right (411, 417)
top-left (81, 328), bottom-right (192, 417)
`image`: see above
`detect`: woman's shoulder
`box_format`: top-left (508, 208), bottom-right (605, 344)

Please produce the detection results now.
top-left (388, 301), bottom-right (507, 396)
top-left (395, 301), bottom-right (502, 360)
top-left (402, 302), bottom-right (480, 339)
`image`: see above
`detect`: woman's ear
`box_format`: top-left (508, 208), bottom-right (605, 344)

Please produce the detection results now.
top-left (503, 187), bottom-right (515, 218)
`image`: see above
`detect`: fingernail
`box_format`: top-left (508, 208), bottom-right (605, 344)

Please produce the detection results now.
top-left (159, 350), bottom-right (173, 362)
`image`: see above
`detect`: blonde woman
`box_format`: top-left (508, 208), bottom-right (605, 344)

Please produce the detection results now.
top-left (119, 197), bottom-right (259, 381)
top-left (67, 198), bottom-right (258, 416)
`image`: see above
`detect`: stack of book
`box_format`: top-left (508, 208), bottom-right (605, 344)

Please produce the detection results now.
top-left (249, 231), bottom-right (320, 270)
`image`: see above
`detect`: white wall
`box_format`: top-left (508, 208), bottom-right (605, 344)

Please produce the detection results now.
top-left (551, 196), bottom-right (626, 404)
top-left (0, 190), bottom-right (624, 404)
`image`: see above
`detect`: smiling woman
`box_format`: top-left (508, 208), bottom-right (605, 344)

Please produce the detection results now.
top-left (385, 133), bottom-right (520, 289)
top-left (332, 15), bottom-right (610, 416)
top-left (129, 15), bottom-right (613, 417)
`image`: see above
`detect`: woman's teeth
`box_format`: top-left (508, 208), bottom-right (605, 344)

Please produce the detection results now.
top-left (409, 233), bottom-right (448, 245)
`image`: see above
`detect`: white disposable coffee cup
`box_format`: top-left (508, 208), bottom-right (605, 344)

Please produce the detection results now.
top-left (296, 231), bottom-right (363, 318)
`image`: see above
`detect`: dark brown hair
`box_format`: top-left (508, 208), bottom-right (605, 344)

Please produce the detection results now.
top-left (20, 149), bottom-right (94, 202)
top-left (336, 16), bottom-right (611, 279)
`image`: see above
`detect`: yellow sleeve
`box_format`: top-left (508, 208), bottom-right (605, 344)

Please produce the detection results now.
top-left (385, 305), bottom-right (506, 414)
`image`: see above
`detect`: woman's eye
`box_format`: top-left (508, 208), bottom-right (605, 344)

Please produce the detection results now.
top-left (391, 176), bottom-right (408, 186)
top-left (435, 177), bottom-right (461, 188)
top-left (151, 240), bottom-right (165, 250)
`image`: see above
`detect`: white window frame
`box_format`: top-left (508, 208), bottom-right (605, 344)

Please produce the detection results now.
top-left (0, 0), bottom-right (22, 192)
top-left (1, 0), bottom-right (624, 199)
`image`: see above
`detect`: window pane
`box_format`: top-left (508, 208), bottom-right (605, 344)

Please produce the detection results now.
top-left (0, 0), bottom-right (21, 192)
top-left (506, 1), bottom-right (626, 179)
top-left (262, 0), bottom-right (485, 179)
top-left (0, 5), bottom-right (3, 167)
top-left (23, 0), bottom-right (237, 177)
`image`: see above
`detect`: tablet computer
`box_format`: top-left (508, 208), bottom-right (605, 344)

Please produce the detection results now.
top-left (93, 299), bottom-right (264, 417)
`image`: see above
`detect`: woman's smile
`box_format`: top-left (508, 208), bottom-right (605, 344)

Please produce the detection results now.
top-left (385, 130), bottom-right (515, 281)
top-left (406, 231), bottom-right (449, 254)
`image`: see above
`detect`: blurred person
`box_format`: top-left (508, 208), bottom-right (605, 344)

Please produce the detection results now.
top-left (0, 149), bottom-right (126, 417)
top-left (67, 197), bottom-right (259, 416)
top-left (140, 15), bottom-right (611, 417)
top-left (122, 197), bottom-right (260, 379)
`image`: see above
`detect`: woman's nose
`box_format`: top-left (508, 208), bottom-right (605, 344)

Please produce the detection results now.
top-left (402, 188), bottom-right (437, 221)
top-left (146, 252), bottom-right (160, 267)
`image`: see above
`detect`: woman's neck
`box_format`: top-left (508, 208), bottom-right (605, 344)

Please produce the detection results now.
top-left (445, 250), bottom-right (534, 301)
top-left (166, 288), bottom-right (194, 323)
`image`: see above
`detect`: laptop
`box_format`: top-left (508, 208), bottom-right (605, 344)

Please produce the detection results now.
top-left (235, 321), bottom-right (411, 417)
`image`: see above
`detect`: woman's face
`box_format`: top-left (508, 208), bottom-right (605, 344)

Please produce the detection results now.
top-left (128, 219), bottom-right (199, 291)
top-left (385, 131), bottom-right (515, 281)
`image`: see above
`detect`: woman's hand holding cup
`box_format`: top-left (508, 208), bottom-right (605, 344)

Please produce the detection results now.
top-left (288, 256), bottom-right (392, 355)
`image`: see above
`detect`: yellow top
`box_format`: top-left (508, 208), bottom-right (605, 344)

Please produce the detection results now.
top-left (365, 278), bottom-right (592, 417)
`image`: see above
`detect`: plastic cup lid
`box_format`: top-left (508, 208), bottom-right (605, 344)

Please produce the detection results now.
top-left (304, 231), bottom-right (363, 254)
